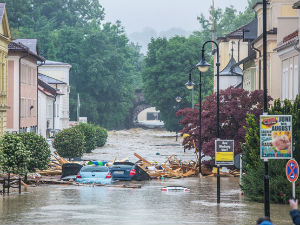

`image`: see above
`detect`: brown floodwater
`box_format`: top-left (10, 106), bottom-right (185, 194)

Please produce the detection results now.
top-left (0, 178), bottom-right (292, 225)
top-left (0, 129), bottom-right (294, 225)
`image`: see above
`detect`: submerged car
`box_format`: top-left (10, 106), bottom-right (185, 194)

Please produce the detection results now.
top-left (76, 166), bottom-right (112, 184)
top-left (109, 162), bottom-right (150, 181)
top-left (61, 163), bottom-right (83, 181)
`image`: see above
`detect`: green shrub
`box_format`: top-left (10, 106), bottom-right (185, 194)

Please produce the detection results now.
top-left (18, 132), bottom-right (51, 172)
top-left (75, 123), bottom-right (97, 153)
top-left (241, 96), bottom-right (300, 203)
top-left (53, 127), bottom-right (86, 158)
top-left (0, 133), bottom-right (30, 175)
top-left (95, 126), bottom-right (108, 147)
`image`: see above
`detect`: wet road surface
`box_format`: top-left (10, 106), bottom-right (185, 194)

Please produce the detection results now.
top-left (0, 129), bottom-right (293, 225)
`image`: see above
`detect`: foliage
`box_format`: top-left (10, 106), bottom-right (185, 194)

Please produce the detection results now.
top-left (0, 134), bottom-right (30, 175)
top-left (142, 35), bottom-right (214, 131)
top-left (18, 132), bottom-right (51, 172)
top-left (241, 95), bottom-right (300, 203)
top-left (75, 123), bottom-right (97, 153)
top-left (5, 0), bottom-right (143, 129)
top-left (177, 87), bottom-right (271, 164)
top-left (53, 127), bottom-right (86, 158)
top-left (94, 126), bottom-right (108, 147)
top-left (196, 0), bottom-right (258, 39)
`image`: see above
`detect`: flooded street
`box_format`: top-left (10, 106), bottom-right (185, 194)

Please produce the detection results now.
top-left (0, 129), bottom-right (293, 225)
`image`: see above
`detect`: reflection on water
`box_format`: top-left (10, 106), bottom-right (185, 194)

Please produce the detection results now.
top-left (0, 177), bottom-right (292, 225)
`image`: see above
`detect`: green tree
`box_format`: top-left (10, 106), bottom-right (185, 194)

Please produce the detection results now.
top-left (53, 127), bottom-right (86, 158)
top-left (94, 126), bottom-right (108, 147)
top-left (242, 96), bottom-right (300, 203)
top-left (18, 132), bottom-right (51, 172)
top-left (75, 123), bottom-right (97, 153)
top-left (0, 134), bottom-right (30, 175)
top-left (142, 36), bottom-right (213, 131)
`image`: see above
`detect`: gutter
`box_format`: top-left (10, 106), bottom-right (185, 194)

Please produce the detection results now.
top-left (251, 40), bottom-right (262, 90)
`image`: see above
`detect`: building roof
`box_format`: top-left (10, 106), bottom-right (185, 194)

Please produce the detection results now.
top-left (243, 18), bottom-right (258, 42)
top-left (293, 1), bottom-right (300, 9)
top-left (38, 73), bottom-right (66, 85)
top-left (14, 39), bottom-right (37, 54)
top-left (8, 39), bottom-right (45, 61)
top-left (219, 48), bottom-right (243, 77)
top-left (218, 19), bottom-right (257, 41)
top-left (275, 30), bottom-right (299, 52)
top-left (39, 60), bottom-right (71, 67)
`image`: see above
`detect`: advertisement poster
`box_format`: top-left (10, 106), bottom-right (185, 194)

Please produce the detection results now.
top-left (215, 140), bottom-right (234, 166)
top-left (260, 115), bottom-right (292, 159)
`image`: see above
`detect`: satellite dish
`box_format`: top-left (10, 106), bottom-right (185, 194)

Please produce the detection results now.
top-left (234, 153), bottom-right (242, 169)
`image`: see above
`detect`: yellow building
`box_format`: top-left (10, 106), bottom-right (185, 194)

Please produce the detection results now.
top-left (253, 0), bottom-right (298, 100)
top-left (0, 3), bottom-right (11, 136)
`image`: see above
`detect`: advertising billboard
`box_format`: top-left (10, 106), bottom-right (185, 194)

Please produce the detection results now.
top-left (260, 115), bottom-right (292, 159)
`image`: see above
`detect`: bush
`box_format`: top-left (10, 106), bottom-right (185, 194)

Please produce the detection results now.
top-left (18, 132), bottom-right (51, 172)
top-left (75, 123), bottom-right (97, 153)
top-left (53, 127), bottom-right (86, 158)
top-left (0, 133), bottom-right (30, 175)
top-left (241, 96), bottom-right (300, 203)
top-left (95, 126), bottom-right (108, 147)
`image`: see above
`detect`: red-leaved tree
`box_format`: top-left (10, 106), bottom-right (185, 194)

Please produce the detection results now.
top-left (177, 87), bottom-right (272, 164)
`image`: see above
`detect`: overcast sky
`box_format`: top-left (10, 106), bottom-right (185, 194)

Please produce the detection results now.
top-left (99, 0), bottom-right (250, 34)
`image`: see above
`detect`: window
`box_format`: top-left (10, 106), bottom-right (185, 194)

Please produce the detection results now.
top-left (281, 56), bottom-right (299, 101)
top-left (28, 99), bottom-right (31, 117)
top-left (21, 98), bottom-right (26, 118)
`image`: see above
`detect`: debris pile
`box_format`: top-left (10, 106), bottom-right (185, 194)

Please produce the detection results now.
top-left (134, 153), bottom-right (198, 179)
top-left (36, 152), bottom-right (70, 176)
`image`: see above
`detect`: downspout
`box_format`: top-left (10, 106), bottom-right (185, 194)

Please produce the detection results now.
top-left (53, 96), bottom-right (56, 131)
top-left (19, 53), bottom-right (29, 132)
top-left (251, 41), bottom-right (262, 90)
top-left (37, 61), bottom-right (45, 134)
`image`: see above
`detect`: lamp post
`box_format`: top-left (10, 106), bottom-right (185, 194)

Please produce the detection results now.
top-left (185, 69), bottom-right (202, 175)
top-left (197, 40), bottom-right (220, 204)
top-left (263, 0), bottom-right (270, 218)
top-left (175, 96), bottom-right (182, 141)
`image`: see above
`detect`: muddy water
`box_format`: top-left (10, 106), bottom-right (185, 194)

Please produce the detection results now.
top-left (0, 129), bottom-right (294, 225)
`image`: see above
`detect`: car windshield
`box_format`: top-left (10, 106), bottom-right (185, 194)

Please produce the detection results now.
top-left (81, 166), bottom-right (108, 172)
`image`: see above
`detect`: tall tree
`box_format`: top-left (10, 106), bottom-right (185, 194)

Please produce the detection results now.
top-left (177, 87), bottom-right (270, 164)
top-left (142, 36), bottom-right (214, 131)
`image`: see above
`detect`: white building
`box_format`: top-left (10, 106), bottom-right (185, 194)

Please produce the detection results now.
top-left (38, 60), bottom-right (71, 130)
top-left (38, 73), bottom-right (65, 132)
top-left (38, 78), bottom-right (60, 137)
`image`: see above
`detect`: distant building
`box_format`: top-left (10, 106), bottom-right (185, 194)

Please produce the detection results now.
top-left (38, 73), bottom-right (65, 131)
top-left (7, 39), bottom-right (44, 133)
top-left (0, 3), bottom-right (11, 136)
top-left (215, 18), bottom-right (258, 91)
top-left (38, 78), bottom-right (61, 138)
top-left (38, 60), bottom-right (71, 130)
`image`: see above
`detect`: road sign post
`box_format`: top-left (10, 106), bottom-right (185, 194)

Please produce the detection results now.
top-left (215, 140), bottom-right (234, 203)
top-left (286, 159), bottom-right (299, 198)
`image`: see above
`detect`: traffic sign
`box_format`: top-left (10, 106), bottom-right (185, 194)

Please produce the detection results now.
top-left (215, 140), bottom-right (234, 166)
top-left (286, 159), bottom-right (299, 183)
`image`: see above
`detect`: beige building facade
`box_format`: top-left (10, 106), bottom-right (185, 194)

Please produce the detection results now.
top-left (0, 3), bottom-right (11, 136)
top-left (253, 0), bottom-right (298, 100)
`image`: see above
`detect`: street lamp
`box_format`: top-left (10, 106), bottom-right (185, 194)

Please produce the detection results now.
top-left (174, 96), bottom-right (182, 141)
top-left (200, 40), bottom-right (220, 204)
top-left (186, 68), bottom-right (202, 175)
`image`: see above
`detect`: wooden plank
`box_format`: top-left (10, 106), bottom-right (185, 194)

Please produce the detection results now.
top-left (134, 153), bottom-right (151, 166)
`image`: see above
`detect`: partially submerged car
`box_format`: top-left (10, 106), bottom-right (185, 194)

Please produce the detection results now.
top-left (61, 163), bottom-right (83, 181)
top-left (109, 162), bottom-right (150, 181)
top-left (76, 166), bottom-right (112, 184)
